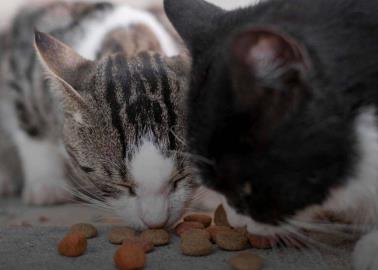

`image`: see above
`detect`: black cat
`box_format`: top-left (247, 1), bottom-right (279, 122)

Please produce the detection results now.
top-left (165, 0), bottom-right (378, 268)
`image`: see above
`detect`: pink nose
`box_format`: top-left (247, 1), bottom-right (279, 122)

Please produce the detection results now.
top-left (142, 220), bottom-right (167, 229)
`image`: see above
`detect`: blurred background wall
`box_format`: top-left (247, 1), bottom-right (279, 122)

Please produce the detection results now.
top-left (0, 0), bottom-right (256, 30)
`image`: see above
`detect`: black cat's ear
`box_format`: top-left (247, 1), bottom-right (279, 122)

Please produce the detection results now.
top-left (231, 28), bottom-right (309, 82)
top-left (34, 30), bottom-right (95, 111)
top-left (164, 0), bottom-right (224, 53)
top-left (230, 29), bottom-right (311, 139)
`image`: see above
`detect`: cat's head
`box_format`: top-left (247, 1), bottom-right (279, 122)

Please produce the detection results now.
top-left (165, 0), bottom-right (360, 235)
top-left (34, 31), bottom-right (194, 230)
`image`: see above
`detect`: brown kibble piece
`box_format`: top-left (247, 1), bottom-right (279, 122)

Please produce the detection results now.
top-left (248, 234), bottom-right (273, 249)
top-left (122, 238), bottom-right (154, 253)
top-left (175, 221), bottom-right (205, 236)
top-left (58, 233), bottom-right (87, 257)
top-left (228, 251), bottom-right (262, 270)
top-left (114, 245), bottom-right (145, 270)
top-left (181, 229), bottom-right (211, 241)
top-left (207, 226), bottom-right (233, 242)
top-left (234, 226), bottom-right (248, 236)
top-left (181, 235), bottom-right (213, 256)
top-left (183, 214), bottom-right (212, 228)
top-left (70, 223), bottom-right (97, 239)
top-left (140, 229), bottom-right (170, 246)
top-left (215, 230), bottom-right (248, 251)
top-left (214, 204), bottom-right (231, 227)
top-left (109, 226), bottom-right (136, 244)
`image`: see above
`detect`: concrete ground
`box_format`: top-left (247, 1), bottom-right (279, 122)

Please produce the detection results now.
top-left (0, 198), bottom-right (355, 270)
top-left (0, 225), bottom-right (353, 270)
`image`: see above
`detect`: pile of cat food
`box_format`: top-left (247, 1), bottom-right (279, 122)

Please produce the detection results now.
top-left (58, 204), bottom-right (270, 270)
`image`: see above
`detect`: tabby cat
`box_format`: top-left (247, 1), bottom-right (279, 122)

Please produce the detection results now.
top-left (165, 0), bottom-right (378, 268)
top-left (0, 1), bottom-right (194, 230)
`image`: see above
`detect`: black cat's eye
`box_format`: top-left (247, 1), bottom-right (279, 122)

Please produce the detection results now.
top-left (172, 173), bottom-right (189, 190)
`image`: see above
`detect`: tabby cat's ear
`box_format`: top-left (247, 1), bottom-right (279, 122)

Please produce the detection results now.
top-left (34, 30), bottom-right (95, 110)
top-left (164, 0), bottom-right (224, 53)
top-left (231, 29), bottom-right (311, 138)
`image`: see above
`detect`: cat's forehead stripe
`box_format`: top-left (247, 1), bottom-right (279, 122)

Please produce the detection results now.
top-left (104, 57), bottom-right (127, 159)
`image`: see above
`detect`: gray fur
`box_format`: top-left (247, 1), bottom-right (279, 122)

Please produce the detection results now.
top-left (0, 2), bottom-right (191, 206)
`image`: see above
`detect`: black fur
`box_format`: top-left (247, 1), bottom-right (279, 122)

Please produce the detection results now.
top-left (164, 0), bottom-right (378, 224)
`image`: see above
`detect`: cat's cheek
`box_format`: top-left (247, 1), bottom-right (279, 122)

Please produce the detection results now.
top-left (221, 197), bottom-right (287, 236)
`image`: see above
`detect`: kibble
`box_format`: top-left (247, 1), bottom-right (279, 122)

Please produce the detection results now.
top-left (183, 214), bottom-right (212, 228)
top-left (175, 221), bottom-right (205, 236)
top-left (114, 245), bottom-right (145, 270)
top-left (215, 230), bottom-right (248, 251)
top-left (58, 233), bottom-right (87, 257)
top-left (248, 234), bottom-right (273, 249)
top-left (228, 251), bottom-right (262, 270)
top-left (122, 238), bottom-right (154, 253)
top-left (214, 204), bottom-right (231, 227)
top-left (181, 229), bottom-right (211, 241)
top-left (140, 229), bottom-right (170, 246)
top-left (181, 234), bottom-right (213, 256)
top-left (70, 223), bottom-right (97, 239)
top-left (109, 226), bottom-right (136, 244)
top-left (206, 226), bottom-right (233, 242)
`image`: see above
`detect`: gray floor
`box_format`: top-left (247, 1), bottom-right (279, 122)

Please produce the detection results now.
top-left (0, 225), bottom-right (353, 270)
top-left (0, 198), bottom-right (353, 270)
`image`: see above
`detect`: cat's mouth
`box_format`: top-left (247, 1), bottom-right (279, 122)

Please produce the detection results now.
top-left (221, 197), bottom-right (357, 249)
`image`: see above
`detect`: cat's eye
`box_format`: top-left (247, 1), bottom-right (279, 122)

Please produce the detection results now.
top-left (172, 173), bottom-right (189, 190)
top-left (115, 183), bottom-right (136, 196)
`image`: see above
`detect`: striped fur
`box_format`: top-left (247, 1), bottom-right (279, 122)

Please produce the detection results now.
top-left (0, 2), bottom-right (193, 229)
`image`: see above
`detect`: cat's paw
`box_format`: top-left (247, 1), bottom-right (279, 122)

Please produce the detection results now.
top-left (353, 231), bottom-right (378, 270)
top-left (22, 178), bottom-right (72, 205)
top-left (0, 171), bottom-right (17, 196)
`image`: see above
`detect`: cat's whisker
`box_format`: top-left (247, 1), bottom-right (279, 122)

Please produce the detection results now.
top-left (283, 224), bottom-right (344, 255)
top-left (65, 173), bottom-right (115, 212)
top-left (288, 219), bottom-right (360, 240)
top-left (169, 127), bottom-right (186, 146)
top-left (291, 218), bottom-right (376, 233)
top-left (169, 150), bottom-right (215, 166)
top-left (279, 227), bottom-right (333, 270)
top-left (189, 189), bottom-right (209, 202)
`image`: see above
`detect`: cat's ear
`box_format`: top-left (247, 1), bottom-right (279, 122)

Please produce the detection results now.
top-left (164, 0), bottom-right (224, 53)
top-left (231, 28), bottom-right (309, 83)
top-left (230, 29), bottom-right (311, 139)
top-left (34, 30), bottom-right (95, 110)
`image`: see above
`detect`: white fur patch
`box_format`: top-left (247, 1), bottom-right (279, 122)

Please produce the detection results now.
top-left (323, 107), bottom-right (378, 224)
top-left (75, 5), bottom-right (179, 60)
top-left (13, 131), bottom-right (71, 205)
top-left (129, 139), bottom-right (175, 192)
top-left (108, 138), bottom-right (194, 229)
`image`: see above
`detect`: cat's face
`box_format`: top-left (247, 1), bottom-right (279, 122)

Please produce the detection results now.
top-left (165, 0), bottom-right (355, 234)
top-left (35, 31), bottom-right (194, 230)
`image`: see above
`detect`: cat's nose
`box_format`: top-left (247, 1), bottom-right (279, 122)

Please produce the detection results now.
top-left (143, 220), bottom-right (167, 229)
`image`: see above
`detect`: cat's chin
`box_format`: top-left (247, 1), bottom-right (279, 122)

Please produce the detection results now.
top-left (220, 196), bottom-right (288, 236)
